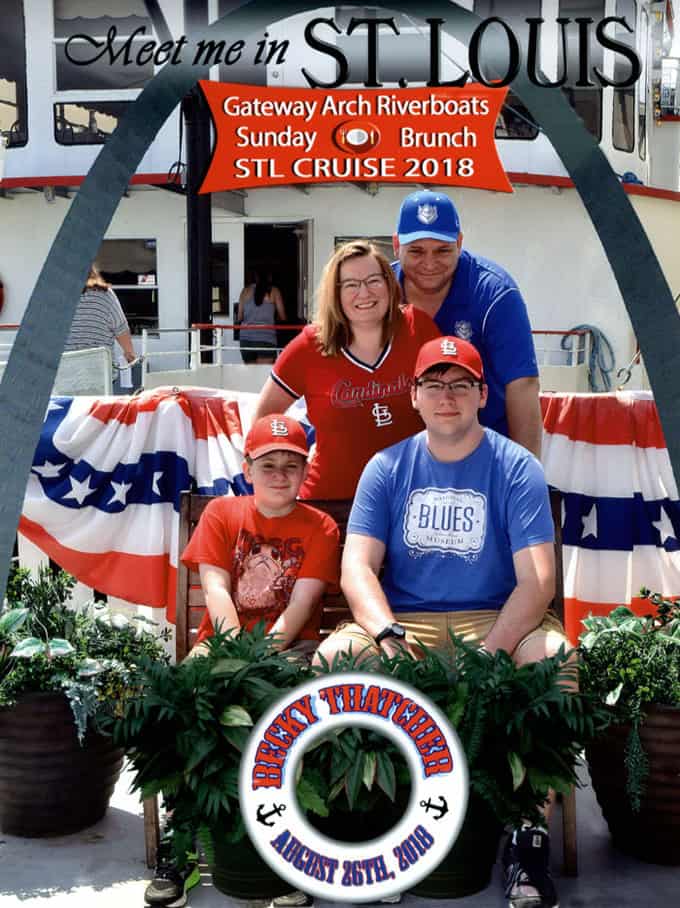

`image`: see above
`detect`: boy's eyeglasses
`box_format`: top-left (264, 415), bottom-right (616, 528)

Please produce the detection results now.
top-left (415, 378), bottom-right (481, 397)
top-left (337, 274), bottom-right (386, 295)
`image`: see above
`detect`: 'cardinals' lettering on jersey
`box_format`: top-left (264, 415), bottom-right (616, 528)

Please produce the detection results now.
top-left (330, 373), bottom-right (412, 408)
top-left (271, 307), bottom-right (440, 499)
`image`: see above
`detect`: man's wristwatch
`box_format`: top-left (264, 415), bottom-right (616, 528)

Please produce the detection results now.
top-left (374, 623), bottom-right (406, 645)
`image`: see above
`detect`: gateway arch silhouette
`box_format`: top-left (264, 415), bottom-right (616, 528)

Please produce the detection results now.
top-left (1, 0), bottom-right (678, 600)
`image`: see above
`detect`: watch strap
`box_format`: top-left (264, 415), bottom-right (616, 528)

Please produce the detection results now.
top-left (374, 623), bottom-right (405, 645)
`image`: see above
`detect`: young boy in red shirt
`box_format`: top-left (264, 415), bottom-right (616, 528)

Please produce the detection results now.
top-left (145, 415), bottom-right (339, 908)
top-left (182, 413), bottom-right (340, 655)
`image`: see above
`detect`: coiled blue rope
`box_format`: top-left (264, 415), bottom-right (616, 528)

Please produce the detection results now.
top-left (561, 325), bottom-right (616, 392)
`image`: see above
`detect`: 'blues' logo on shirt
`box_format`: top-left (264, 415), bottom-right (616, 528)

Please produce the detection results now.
top-left (403, 488), bottom-right (486, 557)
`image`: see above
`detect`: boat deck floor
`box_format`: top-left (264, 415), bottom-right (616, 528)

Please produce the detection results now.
top-left (1, 762), bottom-right (676, 907)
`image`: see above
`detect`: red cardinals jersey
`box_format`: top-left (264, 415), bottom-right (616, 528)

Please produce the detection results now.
top-left (272, 306), bottom-right (440, 499)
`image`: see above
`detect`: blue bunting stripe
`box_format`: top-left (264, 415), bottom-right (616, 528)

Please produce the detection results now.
top-left (562, 492), bottom-right (680, 553)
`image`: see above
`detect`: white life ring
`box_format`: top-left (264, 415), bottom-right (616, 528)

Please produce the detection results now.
top-left (239, 671), bottom-right (468, 903)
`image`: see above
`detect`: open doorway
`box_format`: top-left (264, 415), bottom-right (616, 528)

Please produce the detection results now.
top-left (244, 222), bottom-right (309, 350)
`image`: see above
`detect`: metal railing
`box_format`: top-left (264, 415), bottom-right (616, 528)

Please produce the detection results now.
top-left (531, 329), bottom-right (592, 368)
top-left (139, 323), bottom-right (303, 372)
top-left (2, 322), bottom-right (592, 375)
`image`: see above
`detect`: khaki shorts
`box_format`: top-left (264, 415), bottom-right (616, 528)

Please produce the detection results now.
top-left (328, 610), bottom-right (568, 660)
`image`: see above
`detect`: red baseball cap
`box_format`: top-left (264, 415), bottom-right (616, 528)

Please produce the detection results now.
top-left (414, 336), bottom-right (484, 381)
top-left (245, 414), bottom-right (309, 460)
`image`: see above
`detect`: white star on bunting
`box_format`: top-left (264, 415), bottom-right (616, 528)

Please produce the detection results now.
top-left (63, 475), bottom-right (96, 506)
top-left (652, 506), bottom-right (677, 545)
top-left (32, 460), bottom-right (66, 478)
top-left (152, 471), bottom-right (163, 496)
top-left (581, 504), bottom-right (598, 540)
top-left (109, 480), bottom-right (132, 505)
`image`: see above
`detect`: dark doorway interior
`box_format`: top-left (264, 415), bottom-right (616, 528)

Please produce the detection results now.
top-left (244, 223), bottom-right (304, 350)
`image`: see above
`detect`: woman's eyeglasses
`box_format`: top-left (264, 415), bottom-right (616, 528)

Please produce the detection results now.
top-left (337, 274), bottom-right (387, 295)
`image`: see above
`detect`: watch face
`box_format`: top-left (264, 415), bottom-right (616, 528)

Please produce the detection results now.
top-left (392, 623), bottom-right (406, 639)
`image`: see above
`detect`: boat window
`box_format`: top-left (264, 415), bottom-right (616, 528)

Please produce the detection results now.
top-left (558, 0), bottom-right (604, 141)
top-left (612, 0), bottom-right (636, 152)
top-left (612, 88), bottom-right (635, 151)
top-left (97, 238), bottom-right (159, 335)
top-left (0, 0), bottom-right (28, 148)
top-left (54, 0), bottom-right (155, 91)
top-left (473, 1), bottom-right (540, 139)
top-left (53, 100), bottom-right (130, 145)
top-left (660, 57), bottom-right (680, 115)
top-left (494, 91), bottom-right (539, 139)
top-left (210, 242), bottom-right (230, 316)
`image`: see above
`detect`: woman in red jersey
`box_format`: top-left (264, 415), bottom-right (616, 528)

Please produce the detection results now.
top-left (253, 240), bottom-right (441, 499)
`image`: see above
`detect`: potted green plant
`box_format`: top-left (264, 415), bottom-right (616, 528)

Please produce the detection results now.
top-left (299, 639), bottom-right (603, 898)
top-left (0, 564), bottom-right (169, 837)
top-left (117, 627), bottom-right (603, 900)
top-left (579, 590), bottom-right (680, 864)
top-left (114, 624), bottom-right (314, 900)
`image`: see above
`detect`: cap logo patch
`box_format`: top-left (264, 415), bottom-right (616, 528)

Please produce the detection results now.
top-left (270, 418), bottom-right (289, 436)
top-left (440, 339), bottom-right (458, 356)
top-left (417, 203), bottom-right (438, 225)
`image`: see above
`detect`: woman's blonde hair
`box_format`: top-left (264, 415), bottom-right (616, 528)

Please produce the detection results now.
top-left (313, 240), bottom-right (403, 356)
top-left (83, 264), bottom-right (110, 293)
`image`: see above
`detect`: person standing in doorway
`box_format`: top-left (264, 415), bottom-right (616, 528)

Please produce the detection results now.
top-left (238, 271), bottom-right (286, 364)
top-left (65, 265), bottom-right (136, 364)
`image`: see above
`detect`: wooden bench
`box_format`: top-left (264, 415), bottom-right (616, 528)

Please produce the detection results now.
top-left (145, 490), bottom-right (577, 876)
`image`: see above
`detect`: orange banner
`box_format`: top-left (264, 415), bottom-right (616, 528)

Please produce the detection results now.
top-left (199, 82), bottom-right (512, 194)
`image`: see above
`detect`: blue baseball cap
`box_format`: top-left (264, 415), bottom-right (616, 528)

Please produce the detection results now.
top-left (396, 190), bottom-right (461, 245)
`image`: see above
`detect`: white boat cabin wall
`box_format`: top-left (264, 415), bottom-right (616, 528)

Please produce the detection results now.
top-left (1, 0), bottom-right (679, 392)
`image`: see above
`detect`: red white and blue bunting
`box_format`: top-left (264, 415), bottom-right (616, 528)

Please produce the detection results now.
top-left (20, 388), bottom-right (680, 642)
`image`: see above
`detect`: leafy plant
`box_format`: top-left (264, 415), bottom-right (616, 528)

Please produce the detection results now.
top-left (114, 623), bottom-right (313, 866)
top-left (296, 724), bottom-right (411, 843)
top-left (0, 605), bottom-right (29, 683)
top-left (0, 563), bottom-right (169, 741)
top-left (579, 591), bottom-right (680, 809)
top-left (116, 625), bottom-right (605, 865)
top-left (306, 636), bottom-right (605, 830)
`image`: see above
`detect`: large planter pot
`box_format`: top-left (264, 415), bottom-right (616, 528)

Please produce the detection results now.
top-left (211, 796), bottom-right (409, 899)
top-left (211, 832), bottom-right (290, 900)
top-left (0, 691), bottom-right (124, 837)
top-left (410, 793), bottom-right (504, 898)
top-left (586, 703), bottom-right (680, 865)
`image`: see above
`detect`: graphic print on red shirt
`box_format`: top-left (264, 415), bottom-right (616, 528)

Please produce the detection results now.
top-left (181, 496), bottom-right (339, 645)
top-left (230, 527), bottom-right (304, 619)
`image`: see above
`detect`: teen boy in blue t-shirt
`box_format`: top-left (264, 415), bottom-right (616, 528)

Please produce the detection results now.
top-left (316, 336), bottom-right (570, 908)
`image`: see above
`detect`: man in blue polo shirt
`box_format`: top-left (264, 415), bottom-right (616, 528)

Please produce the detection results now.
top-left (393, 189), bottom-right (542, 457)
